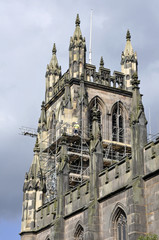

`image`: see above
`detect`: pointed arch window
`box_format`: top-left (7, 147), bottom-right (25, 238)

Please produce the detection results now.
top-left (74, 224), bottom-right (84, 240)
top-left (112, 102), bottom-right (124, 142)
top-left (116, 212), bottom-right (127, 240)
top-left (45, 236), bottom-right (50, 240)
top-left (112, 208), bottom-right (127, 240)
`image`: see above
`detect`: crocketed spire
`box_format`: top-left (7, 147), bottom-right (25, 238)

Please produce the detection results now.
top-left (69, 14), bottom-right (86, 79)
top-left (121, 30), bottom-right (138, 89)
top-left (45, 42), bottom-right (61, 78)
top-left (49, 43), bottom-right (60, 69)
top-left (124, 29), bottom-right (134, 56)
top-left (70, 14), bottom-right (86, 49)
top-left (75, 14), bottom-right (80, 26)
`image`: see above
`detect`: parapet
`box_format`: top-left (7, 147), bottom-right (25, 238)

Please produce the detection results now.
top-left (144, 136), bottom-right (159, 178)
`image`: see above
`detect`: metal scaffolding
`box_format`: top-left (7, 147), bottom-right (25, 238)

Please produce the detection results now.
top-left (20, 100), bottom-right (132, 202)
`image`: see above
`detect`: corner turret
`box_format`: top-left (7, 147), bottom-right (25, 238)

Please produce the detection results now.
top-left (45, 43), bottom-right (61, 103)
top-left (69, 14), bottom-right (86, 79)
top-left (21, 139), bottom-right (45, 232)
top-left (121, 30), bottom-right (138, 90)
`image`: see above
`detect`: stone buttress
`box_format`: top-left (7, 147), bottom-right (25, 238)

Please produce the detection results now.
top-left (20, 14), bottom-right (159, 240)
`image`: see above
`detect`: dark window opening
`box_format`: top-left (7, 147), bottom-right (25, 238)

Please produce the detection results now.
top-left (117, 213), bottom-right (127, 240)
top-left (74, 224), bottom-right (84, 240)
top-left (113, 209), bottom-right (127, 240)
top-left (112, 102), bottom-right (124, 143)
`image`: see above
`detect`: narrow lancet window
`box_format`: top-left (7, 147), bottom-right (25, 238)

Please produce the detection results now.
top-left (117, 213), bottom-right (127, 240)
top-left (74, 224), bottom-right (84, 240)
top-left (112, 102), bottom-right (124, 142)
top-left (112, 208), bottom-right (127, 240)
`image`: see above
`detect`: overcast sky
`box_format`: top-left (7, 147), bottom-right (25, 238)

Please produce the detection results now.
top-left (0, 0), bottom-right (159, 239)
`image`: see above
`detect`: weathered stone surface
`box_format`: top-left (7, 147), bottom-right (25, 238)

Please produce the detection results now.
top-left (20, 15), bottom-right (159, 240)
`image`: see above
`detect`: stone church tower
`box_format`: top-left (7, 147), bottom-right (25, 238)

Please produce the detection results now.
top-left (20, 15), bottom-right (159, 240)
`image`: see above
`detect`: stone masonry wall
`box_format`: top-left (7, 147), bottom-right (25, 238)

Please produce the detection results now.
top-left (144, 137), bottom-right (159, 235)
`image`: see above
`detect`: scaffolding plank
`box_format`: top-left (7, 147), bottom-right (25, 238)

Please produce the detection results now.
top-left (102, 139), bottom-right (131, 152)
top-left (67, 151), bottom-right (90, 159)
top-left (69, 173), bottom-right (90, 180)
top-left (43, 134), bottom-right (90, 153)
top-left (103, 158), bottom-right (118, 165)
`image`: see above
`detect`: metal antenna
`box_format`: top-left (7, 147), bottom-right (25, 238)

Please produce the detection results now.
top-left (89, 9), bottom-right (93, 64)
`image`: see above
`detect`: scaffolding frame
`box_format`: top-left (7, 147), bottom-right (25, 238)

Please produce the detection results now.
top-left (38, 102), bottom-right (91, 200)
top-left (21, 99), bottom-right (132, 202)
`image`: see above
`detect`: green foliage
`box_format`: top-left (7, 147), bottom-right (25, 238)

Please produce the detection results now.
top-left (138, 234), bottom-right (158, 240)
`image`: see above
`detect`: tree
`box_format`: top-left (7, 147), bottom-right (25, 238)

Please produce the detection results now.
top-left (138, 234), bottom-right (158, 240)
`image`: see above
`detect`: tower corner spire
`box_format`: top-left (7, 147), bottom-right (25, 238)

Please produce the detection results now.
top-left (121, 30), bottom-right (138, 90)
top-left (45, 43), bottom-right (61, 103)
top-left (69, 14), bottom-right (86, 79)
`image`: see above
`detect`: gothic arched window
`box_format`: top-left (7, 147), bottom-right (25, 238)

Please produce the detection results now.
top-left (45, 236), bottom-right (50, 240)
top-left (74, 224), bottom-right (84, 240)
top-left (117, 213), bottom-right (127, 240)
top-left (112, 207), bottom-right (127, 240)
top-left (112, 102), bottom-right (124, 142)
top-left (115, 212), bottom-right (127, 240)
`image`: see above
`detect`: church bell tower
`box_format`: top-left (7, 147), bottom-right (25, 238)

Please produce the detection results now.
top-left (20, 15), bottom-right (154, 240)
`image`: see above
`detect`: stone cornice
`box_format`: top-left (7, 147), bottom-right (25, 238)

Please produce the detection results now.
top-left (45, 78), bottom-right (132, 110)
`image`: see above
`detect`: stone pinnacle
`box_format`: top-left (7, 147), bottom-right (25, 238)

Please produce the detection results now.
top-left (126, 29), bottom-right (131, 41)
top-left (75, 14), bottom-right (80, 26)
top-left (52, 43), bottom-right (57, 54)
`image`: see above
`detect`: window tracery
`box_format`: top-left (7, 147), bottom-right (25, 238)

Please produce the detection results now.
top-left (112, 207), bottom-right (127, 240)
top-left (116, 213), bottom-right (127, 240)
top-left (112, 102), bottom-right (124, 142)
top-left (74, 224), bottom-right (84, 240)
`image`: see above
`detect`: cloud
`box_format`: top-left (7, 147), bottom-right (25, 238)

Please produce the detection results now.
top-left (0, 0), bottom-right (159, 239)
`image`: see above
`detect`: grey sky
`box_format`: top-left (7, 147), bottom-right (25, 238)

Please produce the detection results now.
top-left (0, 0), bottom-right (159, 239)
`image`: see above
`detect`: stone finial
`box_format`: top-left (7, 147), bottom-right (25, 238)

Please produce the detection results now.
top-left (126, 29), bottom-right (131, 41)
top-left (34, 138), bottom-right (40, 153)
top-left (75, 14), bottom-right (80, 26)
top-left (100, 56), bottom-right (104, 67)
top-left (52, 43), bottom-right (57, 55)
